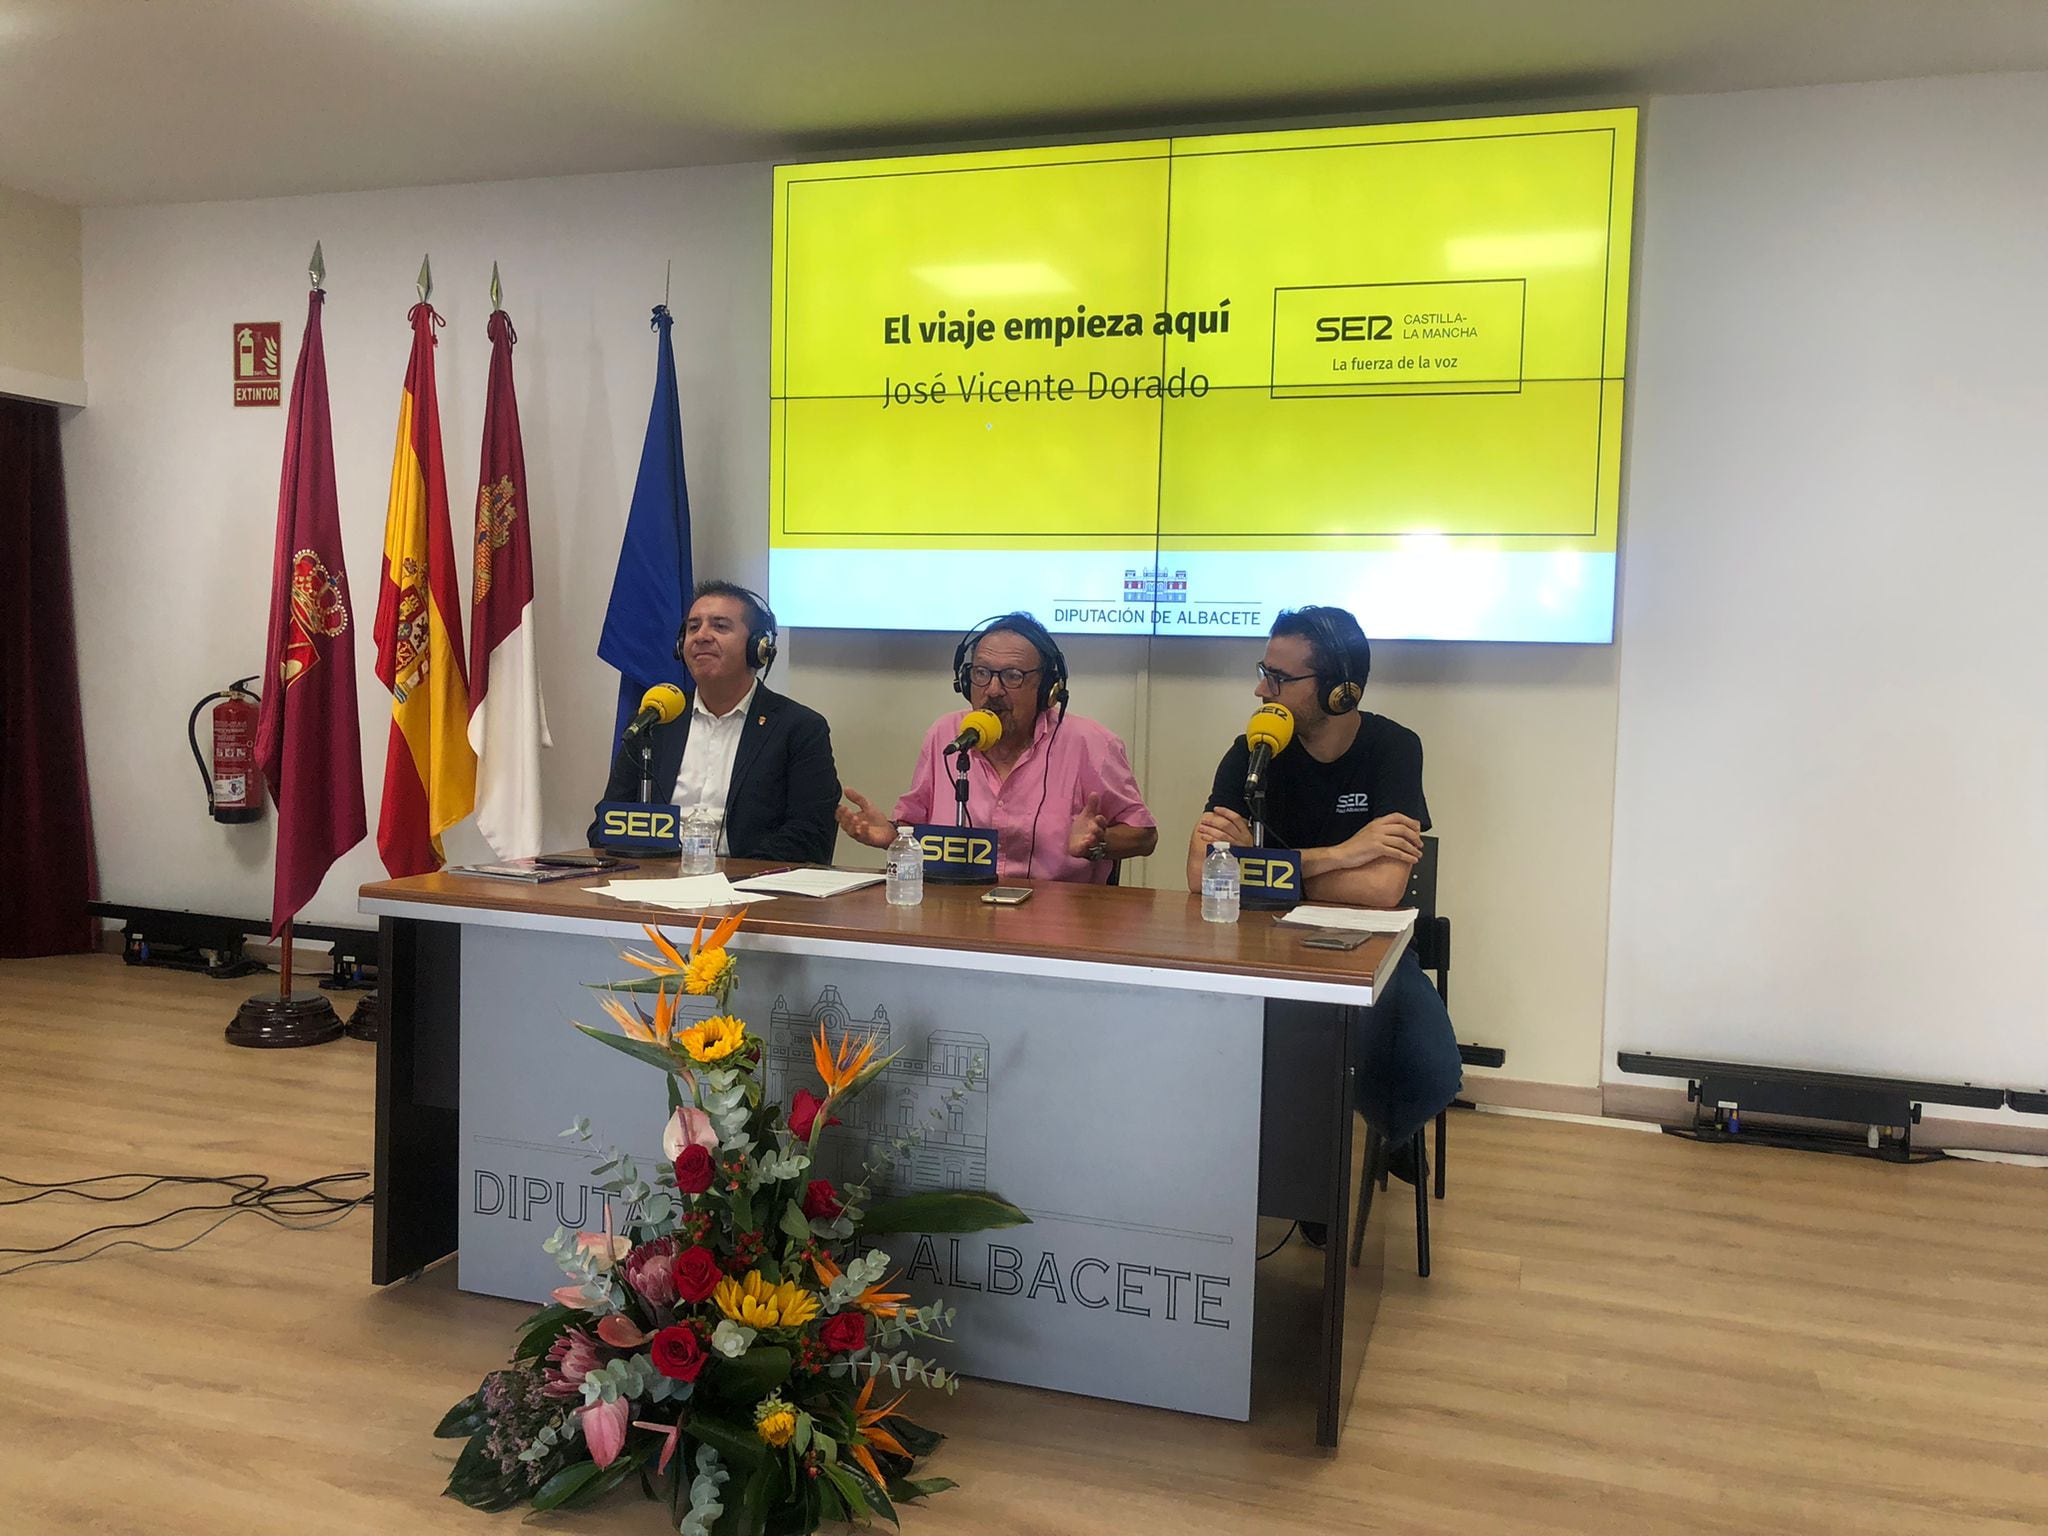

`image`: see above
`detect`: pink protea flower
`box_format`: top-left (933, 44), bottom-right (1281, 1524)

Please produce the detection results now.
top-left (622, 1236), bottom-right (680, 1308)
top-left (542, 1326), bottom-right (601, 1401)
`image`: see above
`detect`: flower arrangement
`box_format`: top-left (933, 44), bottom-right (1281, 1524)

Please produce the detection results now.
top-left (436, 909), bottom-right (1027, 1532)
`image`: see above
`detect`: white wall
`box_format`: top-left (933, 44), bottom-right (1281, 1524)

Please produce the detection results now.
top-left (69, 166), bottom-right (770, 929)
top-left (69, 139), bottom-right (1620, 1089)
top-left (0, 180), bottom-right (84, 404)
top-left (1607, 71), bottom-right (2048, 1092)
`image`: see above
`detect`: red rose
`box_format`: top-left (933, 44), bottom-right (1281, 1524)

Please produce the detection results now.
top-left (671, 1244), bottom-right (723, 1304)
top-left (818, 1312), bottom-right (867, 1355)
top-left (650, 1324), bottom-right (707, 1382)
top-left (802, 1180), bottom-right (843, 1221)
top-left (789, 1089), bottom-right (841, 1144)
top-left (673, 1144), bottom-right (715, 1194)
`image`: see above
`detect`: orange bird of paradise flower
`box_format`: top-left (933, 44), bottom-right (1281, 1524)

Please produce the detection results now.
top-left (622, 910), bottom-right (748, 979)
top-left (600, 984), bottom-right (678, 1044)
top-left (849, 1374), bottom-right (911, 1488)
top-left (812, 1019), bottom-right (879, 1095)
top-left (809, 1251), bottom-right (909, 1320)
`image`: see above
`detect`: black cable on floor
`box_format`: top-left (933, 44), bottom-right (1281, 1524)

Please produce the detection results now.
top-left (0, 1169), bottom-right (373, 1276)
top-left (1257, 1223), bottom-right (1297, 1260)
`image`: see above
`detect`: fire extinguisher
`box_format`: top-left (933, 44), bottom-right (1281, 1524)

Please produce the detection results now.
top-left (189, 677), bottom-right (264, 824)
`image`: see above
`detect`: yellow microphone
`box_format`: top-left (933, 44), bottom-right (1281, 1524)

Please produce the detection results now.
top-left (948, 708), bottom-right (1003, 755)
top-left (623, 682), bottom-right (689, 741)
top-left (1244, 702), bottom-right (1293, 798)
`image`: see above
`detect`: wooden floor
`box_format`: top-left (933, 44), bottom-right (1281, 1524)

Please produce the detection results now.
top-left (2, 955), bottom-right (2044, 1535)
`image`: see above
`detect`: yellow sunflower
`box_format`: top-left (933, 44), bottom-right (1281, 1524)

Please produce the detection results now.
top-left (715, 1271), bottom-right (822, 1329)
top-left (754, 1396), bottom-right (797, 1447)
top-left (677, 1014), bottom-right (747, 1064)
top-left (682, 946), bottom-right (733, 996)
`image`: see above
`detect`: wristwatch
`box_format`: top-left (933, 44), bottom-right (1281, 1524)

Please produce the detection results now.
top-left (1084, 838), bottom-right (1111, 862)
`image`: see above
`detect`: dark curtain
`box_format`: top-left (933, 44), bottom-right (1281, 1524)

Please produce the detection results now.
top-left (0, 396), bottom-right (96, 956)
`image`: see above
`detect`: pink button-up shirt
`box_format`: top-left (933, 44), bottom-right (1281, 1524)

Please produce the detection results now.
top-left (891, 708), bottom-right (1155, 884)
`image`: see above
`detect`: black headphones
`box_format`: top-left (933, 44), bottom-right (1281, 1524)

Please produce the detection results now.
top-left (951, 612), bottom-right (1068, 715)
top-left (1301, 605), bottom-right (1368, 716)
top-left (675, 582), bottom-right (778, 676)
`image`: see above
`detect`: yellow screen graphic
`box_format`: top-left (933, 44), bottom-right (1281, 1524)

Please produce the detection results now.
top-left (771, 110), bottom-right (1636, 639)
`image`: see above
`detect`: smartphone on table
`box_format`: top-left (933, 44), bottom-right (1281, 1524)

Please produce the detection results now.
top-left (980, 886), bottom-right (1034, 906)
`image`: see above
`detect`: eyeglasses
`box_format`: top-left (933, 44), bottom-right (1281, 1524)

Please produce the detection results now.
top-left (968, 665), bottom-right (1041, 690)
top-left (1255, 662), bottom-right (1316, 687)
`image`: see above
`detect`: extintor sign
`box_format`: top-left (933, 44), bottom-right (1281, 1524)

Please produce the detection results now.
top-left (233, 322), bottom-right (282, 406)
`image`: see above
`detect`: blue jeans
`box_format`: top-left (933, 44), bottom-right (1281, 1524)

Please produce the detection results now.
top-left (1352, 949), bottom-right (1462, 1145)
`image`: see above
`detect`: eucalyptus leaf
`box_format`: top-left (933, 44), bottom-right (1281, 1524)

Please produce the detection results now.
top-left (778, 1200), bottom-right (812, 1243)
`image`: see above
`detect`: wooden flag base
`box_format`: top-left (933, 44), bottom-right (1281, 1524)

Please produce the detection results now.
top-left (343, 990), bottom-right (381, 1043)
top-left (227, 988), bottom-right (343, 1048)
top-left (225, 926), bottom-right (339, 1048)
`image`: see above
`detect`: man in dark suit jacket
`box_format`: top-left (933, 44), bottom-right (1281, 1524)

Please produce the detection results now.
top-left (588, 581), bottom-right (839, 863)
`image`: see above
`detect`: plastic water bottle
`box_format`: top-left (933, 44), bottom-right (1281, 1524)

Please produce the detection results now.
top-left (679, 809), bottom-right (718, 875)
top-left (1201, 841), bottom-right (1241, 924)
top-left (886, 825), bottom-right (924, 907)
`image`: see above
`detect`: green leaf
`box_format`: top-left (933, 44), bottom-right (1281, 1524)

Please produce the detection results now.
top-left (687, 1413), bottom-right (768, 1472)
top-left (859, 1190), bottom-right (1032, 1235)
top-left (778, 1200), bottom-right (813, 1243)
top-left (547, 1448), bottom-right (650, 1512)
top-left (574, 1021), bottom-right (685, 1073)
top-left (514, 1304), bottom-right (584, 1363)
top-left (433, 1391), bottom-right (484, 1438)
top-left (792, 1412), bottom-right (812, 1456)
top-left (585, 973), bottom-right (682, 996)
top-left (884, 1415), bottom-right (944, 1459)
top-left (739, 1458), bottom-right (777, 1536)
top-left (668, 1072), bottom-right (688, 1114)
top-left (886, 1475), bottom-right (958, 1502)
top-left (706, 1345), bottom-right (792, 1405)
top-left (530, 1458), bottom-right (606, 1512)
top-left (848, 1463), bottom-right (899, 1527)
top-left (816, 1477), bottom-right (848, 1522)
top-left (819, 1463), bottom-right (872, 1521)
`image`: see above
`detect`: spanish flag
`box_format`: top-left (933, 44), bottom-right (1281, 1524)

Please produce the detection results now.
top-left (373, 301), bottom-right (475, 876)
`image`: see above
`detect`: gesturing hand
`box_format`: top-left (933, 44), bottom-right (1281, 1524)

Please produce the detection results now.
top-left (1342, 812), bottom-right (1424, 868)
top-left (835, 788), bottom-right (896, 849)
top-left (1066, 792), bottom-right (1108, 859)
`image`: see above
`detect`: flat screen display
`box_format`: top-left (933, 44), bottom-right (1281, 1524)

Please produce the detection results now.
top-left (770, 108), bottom-right (1636, 642)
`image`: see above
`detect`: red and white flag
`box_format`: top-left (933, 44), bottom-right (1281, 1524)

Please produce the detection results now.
top-left (254, 288), bottom-right (367, 934)
top-left (466, 306), bottom-right (550, 857)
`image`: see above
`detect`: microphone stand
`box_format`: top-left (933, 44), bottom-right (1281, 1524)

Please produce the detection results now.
top-left (638, 740), bottom-right (655, 804)
top-left (947, 747), bottom-right (972, 827)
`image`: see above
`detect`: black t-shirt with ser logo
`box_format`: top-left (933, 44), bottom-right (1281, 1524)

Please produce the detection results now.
top-left (1206, 712), bottom-right (1429, 851)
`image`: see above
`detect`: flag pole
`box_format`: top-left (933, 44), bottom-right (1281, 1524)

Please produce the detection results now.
top-left (227, 241), bottom-right (349, 1050)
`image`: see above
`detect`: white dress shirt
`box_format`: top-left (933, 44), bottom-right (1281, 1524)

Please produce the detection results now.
top-left (671, 679), bottom-right (758, 852)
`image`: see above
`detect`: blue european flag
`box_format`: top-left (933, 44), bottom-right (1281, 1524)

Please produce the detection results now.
top-left (598, 306), bottom-right (694, 742)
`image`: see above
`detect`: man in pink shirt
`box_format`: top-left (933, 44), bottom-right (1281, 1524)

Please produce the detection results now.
top-left (836, 613), bottom-right (1157, 883)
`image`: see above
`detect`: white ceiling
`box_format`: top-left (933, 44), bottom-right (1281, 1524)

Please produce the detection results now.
top-left (3, 0), bottom-right (2045, 207)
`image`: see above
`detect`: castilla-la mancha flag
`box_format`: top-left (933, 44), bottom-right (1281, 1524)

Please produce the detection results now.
top-left (254, 288), bottom-right (368, 935)
top-left (465, 307), bottom-right (550, 858)
top-left (373, 301), bottom-right (475, 875)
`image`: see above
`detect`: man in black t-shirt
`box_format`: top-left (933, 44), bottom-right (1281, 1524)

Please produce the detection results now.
top-left (1186, 605), bottom-right (1462, 1187)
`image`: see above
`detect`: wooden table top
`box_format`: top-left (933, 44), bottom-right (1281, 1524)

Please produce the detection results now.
top-left (360, 856), bottom-right (1405, 1002)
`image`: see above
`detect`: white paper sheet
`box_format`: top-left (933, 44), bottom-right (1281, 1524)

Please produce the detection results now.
top-left (591, 874), bottom-right (771, 910)
top-left (1272, 905), bottom-right (1416, 934)
top-left (729, 870), bottom-right (886, 898)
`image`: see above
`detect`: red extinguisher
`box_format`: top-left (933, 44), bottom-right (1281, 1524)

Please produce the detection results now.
top-left (189, 677), bottom-right (263, 824)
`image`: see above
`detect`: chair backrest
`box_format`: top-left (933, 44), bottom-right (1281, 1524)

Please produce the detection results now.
top-left (1403, 835), bottom-right (1451, 986)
